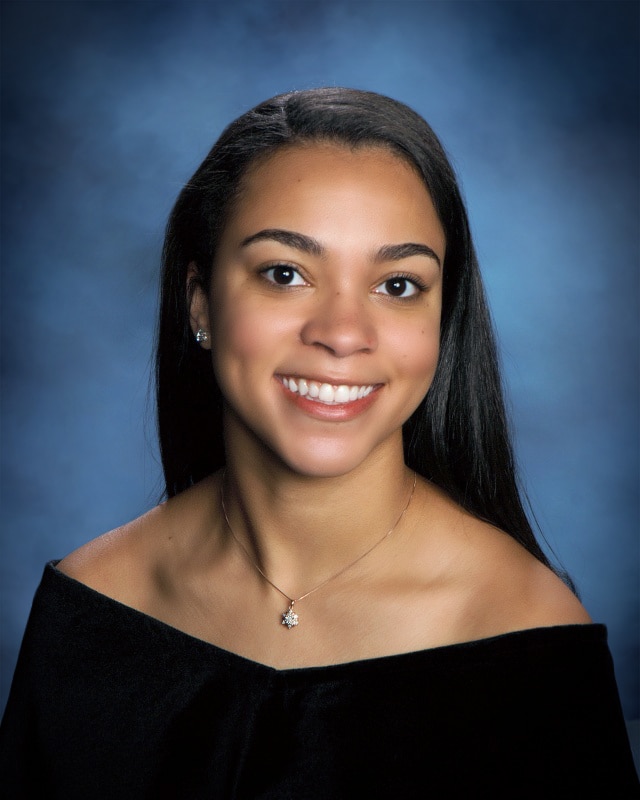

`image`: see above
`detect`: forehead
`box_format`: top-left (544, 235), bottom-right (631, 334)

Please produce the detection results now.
top-left (224, 142), bottom-right (446, 255)
top-left (241, 142), bottom-right (424, 203)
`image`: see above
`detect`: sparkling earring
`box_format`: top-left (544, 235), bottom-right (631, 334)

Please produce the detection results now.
top-left (195, 329), bottom-right (209, 343)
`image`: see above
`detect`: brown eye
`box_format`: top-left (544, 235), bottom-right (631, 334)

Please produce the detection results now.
top-left (262, 265), bottom-right (307, 286)
top-left (375, 277), bottom-right (421, 298)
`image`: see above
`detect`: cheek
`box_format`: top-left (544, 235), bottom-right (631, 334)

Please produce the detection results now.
top-left (211, 295), bottom-right (295, 370)
top-left (223, 314), bottom-right (264, 359)
top-left (391, 320), bottom-right (441, 384)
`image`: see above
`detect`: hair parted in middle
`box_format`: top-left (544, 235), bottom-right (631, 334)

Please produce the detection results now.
top-left (156, 87), bottom-right (553, 572)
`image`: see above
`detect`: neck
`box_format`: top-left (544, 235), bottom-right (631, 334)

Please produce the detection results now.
top-left (220, 448), bottom-right (414, 600)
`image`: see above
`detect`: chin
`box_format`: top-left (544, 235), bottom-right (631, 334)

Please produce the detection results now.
top-left (280, 461), bottom-right (367, 480)
top-left (281, 460), bottom-right (361, 480)
top-left (268, 434), bottom-right (392, 480)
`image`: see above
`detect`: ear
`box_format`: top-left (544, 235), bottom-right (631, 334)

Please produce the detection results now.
top-left (187, 263), bottom-right (212, 351)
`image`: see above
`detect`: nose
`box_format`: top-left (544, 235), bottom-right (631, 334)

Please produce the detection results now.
top-left (300, 291), bottom-right (377, 357)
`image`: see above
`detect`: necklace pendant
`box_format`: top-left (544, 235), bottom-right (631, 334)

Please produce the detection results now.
top-left (281, 604), bottom-right (299, 629)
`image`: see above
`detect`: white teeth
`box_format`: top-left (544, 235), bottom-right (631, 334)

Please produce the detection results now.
top-left (319, 383), bottom-right (334, 402)
top-left (334, 385), bottom-right (350, 404)
top-left (281, 377), bottom-right (376, 405)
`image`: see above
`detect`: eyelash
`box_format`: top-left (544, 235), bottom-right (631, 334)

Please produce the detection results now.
top-left (259, 263), bottom-right (308, 287)
top-left (374, 273), bottom-right (428, 300)
top-left (259, 264), bottom-right (428, 299)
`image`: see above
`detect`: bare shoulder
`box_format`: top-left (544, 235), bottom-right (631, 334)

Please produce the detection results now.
top-left (457, 513), bottom-right (592, 634)
top-left (56, 475), bottom-right (220, 607)
top-left (511, 547), bottom-right (592, 627)
top-left (56, 503), bottom-right (171, 606)
top-left (410, 483), bottom-right (591, 643)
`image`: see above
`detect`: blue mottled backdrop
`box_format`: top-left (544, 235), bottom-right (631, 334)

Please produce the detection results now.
top-left (1, 0), bottom-right (638, 722)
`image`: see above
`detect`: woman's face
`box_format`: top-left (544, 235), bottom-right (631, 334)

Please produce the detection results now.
top-left (192, 143), bottom-right (445, 477)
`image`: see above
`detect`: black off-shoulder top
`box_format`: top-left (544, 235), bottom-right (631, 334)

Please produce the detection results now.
top-left (1, 562), bottom-right (638, 799)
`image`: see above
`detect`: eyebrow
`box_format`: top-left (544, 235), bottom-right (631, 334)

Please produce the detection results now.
top-left (241, 228), bottom-right (441, 269)
top-left (374, 242), bottom-right (441, 269)
top-left (241, 229), bottom-right (325, 257)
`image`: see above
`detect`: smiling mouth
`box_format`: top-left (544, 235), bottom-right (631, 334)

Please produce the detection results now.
top-left (278, 376), bottom-right (378, 405)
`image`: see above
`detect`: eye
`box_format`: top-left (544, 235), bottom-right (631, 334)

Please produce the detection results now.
top-left (261, 264), bottom-right (308, 287)
top-left (374, 276), bottom-right (423, 299)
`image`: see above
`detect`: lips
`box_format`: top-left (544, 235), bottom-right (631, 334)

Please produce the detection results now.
top-left (279, 376), bottom-right (377, 405)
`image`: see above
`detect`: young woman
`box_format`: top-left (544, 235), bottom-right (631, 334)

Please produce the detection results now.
top-left (1, 88), bottom-right (637, 797)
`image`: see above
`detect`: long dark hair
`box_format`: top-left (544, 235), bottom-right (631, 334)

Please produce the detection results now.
top-left (156, 87), bottom-right (553, 570)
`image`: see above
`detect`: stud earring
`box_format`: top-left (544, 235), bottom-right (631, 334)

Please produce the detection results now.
top-left (195, 329), bottom-right (209, 343)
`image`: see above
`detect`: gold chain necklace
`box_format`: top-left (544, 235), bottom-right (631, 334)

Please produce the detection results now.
top-left (220, 471), bottom-right (417, 629)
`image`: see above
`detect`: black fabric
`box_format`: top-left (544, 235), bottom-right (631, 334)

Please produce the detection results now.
top-left (1, 563), bottom-right (638, 799)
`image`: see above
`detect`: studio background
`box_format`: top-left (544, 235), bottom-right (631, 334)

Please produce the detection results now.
top-left (1, 0), bottom-right (638, 727)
